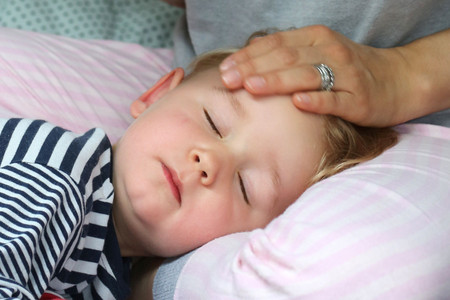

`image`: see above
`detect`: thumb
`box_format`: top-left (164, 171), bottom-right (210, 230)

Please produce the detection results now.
top-left (292, 91), bottom-right (354, 120)
top-left (292, 92), bottom-right (337, 114)
top-left (293, 91), bottom-right (377, 126)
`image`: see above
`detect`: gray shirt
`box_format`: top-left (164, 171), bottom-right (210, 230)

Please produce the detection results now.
top-left (173, 0), bottom-right (450, 69)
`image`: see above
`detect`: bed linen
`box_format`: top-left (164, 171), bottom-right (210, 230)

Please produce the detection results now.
top-left (0, 27), bottom-right (173, 143)
top-left (174, 124), bottom-right (450, 299)
top-left (0, 26), bottom-right (449, 300)
top-left (0, 0), bottom-right (182, 48)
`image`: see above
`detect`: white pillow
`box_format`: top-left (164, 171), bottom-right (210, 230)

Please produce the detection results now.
top-left (175, 124), bottom-right (450, 299)
top-left (0, 27), bottom-right (173, 143)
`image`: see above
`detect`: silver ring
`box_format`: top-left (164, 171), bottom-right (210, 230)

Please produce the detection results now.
top-left (314, 63), bottom-right (334, 91)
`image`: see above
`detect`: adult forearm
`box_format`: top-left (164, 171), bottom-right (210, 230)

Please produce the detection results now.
top-left (395, 28), bottom-right (450, 121)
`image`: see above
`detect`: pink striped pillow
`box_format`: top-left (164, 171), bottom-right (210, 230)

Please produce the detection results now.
top-left (175, 123), bottom-right (450, 299)
top-left (0, 28), bottom-right (173, 143)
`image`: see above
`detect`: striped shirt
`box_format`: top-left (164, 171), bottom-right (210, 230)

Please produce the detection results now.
top-left (0, 119), bottom-right (130, 300)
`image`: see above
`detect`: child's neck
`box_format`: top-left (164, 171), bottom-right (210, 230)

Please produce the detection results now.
top-left (111, 201), bottom-right (153, 258)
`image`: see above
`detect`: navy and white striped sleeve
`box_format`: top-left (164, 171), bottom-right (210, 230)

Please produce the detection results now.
top-left (0, 119), bottom-right (112, 299)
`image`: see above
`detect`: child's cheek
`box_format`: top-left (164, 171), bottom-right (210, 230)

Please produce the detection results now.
top-left (167, 111), bottom-right (203, 138)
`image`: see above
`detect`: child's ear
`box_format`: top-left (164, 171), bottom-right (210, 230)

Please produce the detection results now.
top-left (130, 68), bottom-right (185, 118)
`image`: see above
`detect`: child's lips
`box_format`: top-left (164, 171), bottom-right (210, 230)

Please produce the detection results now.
top-left (161, 163), bottom-right (182, 204)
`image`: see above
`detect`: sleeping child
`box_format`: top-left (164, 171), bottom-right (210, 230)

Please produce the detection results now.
top-left (0, 49), bottom-right (397, 299)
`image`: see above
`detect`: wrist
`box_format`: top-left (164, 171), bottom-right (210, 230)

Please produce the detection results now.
top-left (393, 30), bottom-right (450, 122)
top-left (388, 46), bottom-right (423, 123)
top-left (378, 43), bottom-right (437, 125)
top-left (370, 46), bottom-right (413, 125)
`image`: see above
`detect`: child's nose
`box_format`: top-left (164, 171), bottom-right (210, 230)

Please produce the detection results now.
top-left (189, 148), bottom-right (223, 186)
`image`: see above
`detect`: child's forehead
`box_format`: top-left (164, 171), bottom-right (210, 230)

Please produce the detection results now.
top-left (181, 68), bottom-right (301, 119)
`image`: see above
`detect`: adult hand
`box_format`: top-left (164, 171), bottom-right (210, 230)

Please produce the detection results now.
top-left (220, 25), bottom-right (450, 127)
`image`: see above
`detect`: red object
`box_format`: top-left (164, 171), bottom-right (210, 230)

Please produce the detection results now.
top-left (40, 292), bottom-right (66, 300)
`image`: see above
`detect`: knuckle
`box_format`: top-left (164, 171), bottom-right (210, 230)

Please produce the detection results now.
top-left (265, 73), bottom-right (285, 92)
top-left (235, 48), bottom-right (252, 63)
top-left (308, 93), bottom-right (327, 113)
top-left (327, 43), bottom-right (353, 64)
top-left (261, 33), bottom-right (284, 49)
top-left (239, 59), bottom-right (258, 75)
top-left (273, 47), bottom-right (298, 65)
top-left (310, 25), bottom-right (335, 39)
top-left (306, 66), bottom-right (320, 83)
top-left (313, 98), bottom-right (326, 113)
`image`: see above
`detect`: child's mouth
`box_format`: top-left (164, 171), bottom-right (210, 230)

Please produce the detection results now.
top-left (161, 163), bottom-right (182, 204)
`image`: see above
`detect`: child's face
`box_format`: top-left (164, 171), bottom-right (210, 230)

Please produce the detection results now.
top-left (113, 68), bottom-right (325, 256)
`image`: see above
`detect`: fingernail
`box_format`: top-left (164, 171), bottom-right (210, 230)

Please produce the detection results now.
top-left (220, 58), bottom-right (236, 71)
top-left (245, 76), bottom-right (266, 91)
top-left (221, 69), bottom-right (242, 87)
top-left (295, 93), bottom-right (311, 104)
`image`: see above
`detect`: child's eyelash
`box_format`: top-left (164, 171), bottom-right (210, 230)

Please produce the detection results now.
top-left (203, 109), bottom-right (222, 138)
top-left (238, 172), bottom-right (250, 205)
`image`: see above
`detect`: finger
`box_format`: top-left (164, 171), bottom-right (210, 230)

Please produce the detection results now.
top-left (220, 29), bottom-right (313, 70)
top-left (220, 34), bottom-right (286, 71)
top-left (273, 25), bottom-right (336, 47)
top-left (245, 45), bottom-right (322, 75)
top-left (220, 25), bottom-right (336, 71)
top-left (221, 47), bottom-right (322, 89)
top-left (242, 65), bottom-right (322, 95)
top-left (292, 91), bottom-right (364, 124)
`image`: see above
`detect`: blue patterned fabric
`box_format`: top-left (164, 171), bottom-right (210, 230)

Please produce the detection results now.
top-left (0, 0), bottom-right (182, 48)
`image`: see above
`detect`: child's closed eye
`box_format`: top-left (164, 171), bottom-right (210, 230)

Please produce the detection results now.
top-left (203, 108), bottom-right (250, 205)
top-left (203, 108), bottom-right (222, 138)
top-left (238, 172), bottom-right (250, 205)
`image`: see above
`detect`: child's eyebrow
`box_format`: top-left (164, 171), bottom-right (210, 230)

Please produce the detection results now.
top-left (212, 87), bottom-right (247, 119)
